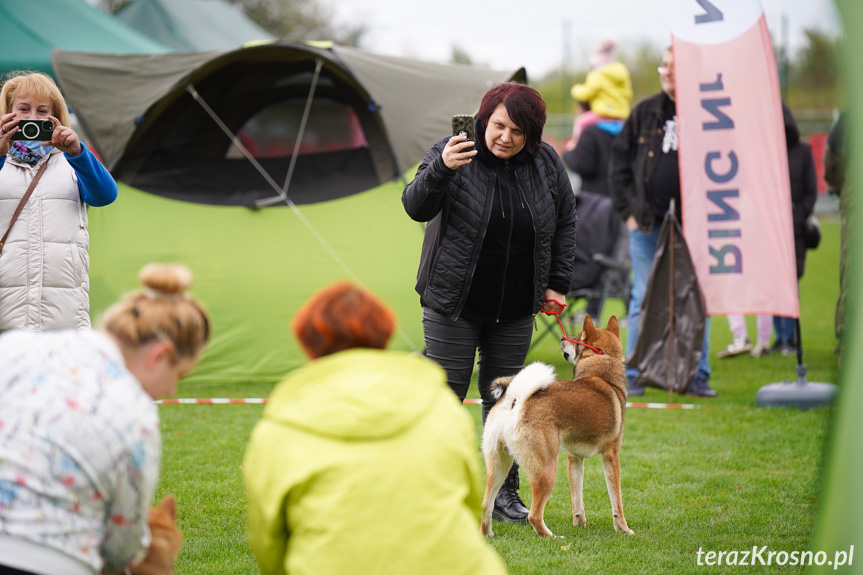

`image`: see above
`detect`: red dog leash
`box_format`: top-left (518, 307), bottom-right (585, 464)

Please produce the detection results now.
top-left (542, 299), bottom-right (603, 355)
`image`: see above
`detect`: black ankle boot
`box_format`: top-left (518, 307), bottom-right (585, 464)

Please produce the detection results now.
top-left (493, 463), bottom-right (528, 522)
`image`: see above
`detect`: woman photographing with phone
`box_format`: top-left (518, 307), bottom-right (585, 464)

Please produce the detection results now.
top-left (0, 71), bottom-right (117, 332)
top-left (402, 82), bottom-right (577, 523)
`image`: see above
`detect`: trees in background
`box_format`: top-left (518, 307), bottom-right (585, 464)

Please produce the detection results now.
top-left (95, 0), bottom-right (365, 47)
top-left (535, 29), bottom-right (842, 117)
top-left (224, 0), bottom-right (365, 46)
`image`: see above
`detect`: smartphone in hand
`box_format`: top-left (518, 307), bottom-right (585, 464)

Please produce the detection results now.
top-left (10, 119), bottom-right (54, 141)
top-left (451, 114), bottom-right (475, 148)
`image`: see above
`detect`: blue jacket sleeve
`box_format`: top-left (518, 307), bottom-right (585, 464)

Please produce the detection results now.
top-left (66, 144), bottom-right (118, 207)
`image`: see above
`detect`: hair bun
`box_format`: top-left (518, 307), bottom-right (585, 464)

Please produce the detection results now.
top-left (139, 264), bottom-right (193, 297)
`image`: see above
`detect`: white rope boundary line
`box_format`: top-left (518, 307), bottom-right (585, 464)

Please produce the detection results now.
top-left (155, 398), bottom-right (701, 409)
top-left (184, 80), bottom-right (420, 353)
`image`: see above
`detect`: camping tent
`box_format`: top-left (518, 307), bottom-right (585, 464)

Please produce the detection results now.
top-left (114, 0), bottom-right (275, 51)
top-left (52, 42), bottom-right (526, 386)
top-left (0, 0), bottom-right (168, 77)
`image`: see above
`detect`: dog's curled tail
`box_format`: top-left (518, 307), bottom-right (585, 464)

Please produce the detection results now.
top-left (489, 376), bottom-right (514, 403)
top-left (505, 362), bottom-right (557, 405)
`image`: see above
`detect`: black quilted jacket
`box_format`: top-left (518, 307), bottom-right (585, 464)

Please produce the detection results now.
top-left (402, 135), bottom-right (577, 320)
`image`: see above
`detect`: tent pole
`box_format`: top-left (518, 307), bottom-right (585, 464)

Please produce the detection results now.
top-left (186, 83), bottom-right (283, 196)
top-left (668, 201), bottom-right (675, 403)
top-left (257, 58), bottom-right (324, 208)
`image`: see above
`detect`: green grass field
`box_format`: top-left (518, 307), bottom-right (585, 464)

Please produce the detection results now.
top-left (157, 216), bottom-right (841, 574)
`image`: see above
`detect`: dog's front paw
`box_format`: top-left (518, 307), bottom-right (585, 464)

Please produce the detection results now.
top-left (613, 521), bottom-right (634, 535)
top-left (573, 513), bottom-right (587, 527)
top-left (481, 521), bottom-right (494, 538)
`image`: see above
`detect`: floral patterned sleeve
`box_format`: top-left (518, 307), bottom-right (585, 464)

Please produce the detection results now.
top-left (99, 422), bottom-right (162, 572)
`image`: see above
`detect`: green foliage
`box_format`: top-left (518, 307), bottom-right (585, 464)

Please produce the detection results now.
top-left (785, 29), bottom-right (844, 110)
top-left (223, 0), bottom-right (365, 45)
top-left (156, 218), bottom-right (841, 573)
top-left (536, 33), bottom-right (841, 115)
top-left (450, 46), bottom-right (475, 66)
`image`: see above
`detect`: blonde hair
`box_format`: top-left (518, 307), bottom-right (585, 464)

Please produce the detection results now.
top-left (0, 71), bottom-right (71, 127)
top-left (101, 264), bottom-right (211, 361)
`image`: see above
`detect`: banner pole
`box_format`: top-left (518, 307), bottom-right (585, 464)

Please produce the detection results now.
top-left (668, 201), bottom-right (675, 403)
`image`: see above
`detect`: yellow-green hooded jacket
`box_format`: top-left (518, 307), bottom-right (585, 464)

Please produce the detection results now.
top-left (243, 349), bottom-right (507, 575)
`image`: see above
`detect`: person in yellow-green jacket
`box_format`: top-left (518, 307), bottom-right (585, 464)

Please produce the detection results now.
top-left (243, 281), bottom-right (508, 575)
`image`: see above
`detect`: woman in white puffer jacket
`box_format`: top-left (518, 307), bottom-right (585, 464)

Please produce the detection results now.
top-left (0, 71), bottom-right (117, 331)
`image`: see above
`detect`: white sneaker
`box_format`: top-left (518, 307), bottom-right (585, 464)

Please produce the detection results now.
top-left (750, 343), bottom-right (770, 357)
top-left (717, 337), bottom-right (752, 359)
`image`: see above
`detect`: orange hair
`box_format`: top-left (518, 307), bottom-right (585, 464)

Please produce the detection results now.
top-left (292, 282), bottom-right (396, 359)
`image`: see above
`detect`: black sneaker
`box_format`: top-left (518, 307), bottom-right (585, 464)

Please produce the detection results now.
top-left (627, 375), bottom-right (644, 397)
top-left (492, 466), bottom-right (528, 522)
top-left (686, 375), bottom-right (717, 398)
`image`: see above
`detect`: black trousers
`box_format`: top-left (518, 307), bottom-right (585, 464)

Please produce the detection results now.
top-left (421, 307), bottom-right (534, 422)
top-left (0, 565), bottom-right (40, 575)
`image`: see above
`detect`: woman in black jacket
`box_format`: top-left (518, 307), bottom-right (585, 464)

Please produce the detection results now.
top-left (772, 103), bottom-right (818, 353)
top-left (402, 82), bottom-right (577, 523)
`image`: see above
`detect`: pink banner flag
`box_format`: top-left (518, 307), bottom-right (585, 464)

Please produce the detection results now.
top-left (672, 0), bottom-right (798, 317)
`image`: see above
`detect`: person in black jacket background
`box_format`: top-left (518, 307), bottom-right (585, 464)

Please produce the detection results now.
top-left (771, 103), bottom-right (819, 353)
top-left (563, 117), bottom-right (623, 198)
top-left (402, 82), bottom-right (577, 524)
top-left (608, 47), bottom-right (716, 398)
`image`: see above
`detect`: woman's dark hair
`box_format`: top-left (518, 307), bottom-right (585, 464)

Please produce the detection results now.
top-left (476, 82), bottom-right (547, 156)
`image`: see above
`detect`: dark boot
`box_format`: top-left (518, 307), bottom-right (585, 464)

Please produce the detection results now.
top-left (493, 463), bottom-right (529, 522)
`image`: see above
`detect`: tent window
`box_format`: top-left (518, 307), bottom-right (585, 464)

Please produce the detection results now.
top-left (227, 99), bottom-right (367, 159)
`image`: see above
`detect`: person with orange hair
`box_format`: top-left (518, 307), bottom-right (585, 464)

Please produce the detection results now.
top-left (0, 264), bottom-right (210, 575)
top-left (243, 281), bottom-right (507, 575)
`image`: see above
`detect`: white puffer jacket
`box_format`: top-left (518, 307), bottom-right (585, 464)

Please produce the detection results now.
top-left (0, 149), bottom-right (90, 331)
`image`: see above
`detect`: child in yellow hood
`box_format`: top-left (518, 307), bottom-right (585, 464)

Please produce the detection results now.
top-left (568, 39), bottom-right (634, 147)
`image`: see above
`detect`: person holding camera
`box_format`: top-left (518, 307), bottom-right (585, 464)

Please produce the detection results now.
top-left (0, 263), bottom-right (210, 575)
top-left (402, 82), bottom-right (577, 523)
top-left (0, 71), bottom-right (117, 332)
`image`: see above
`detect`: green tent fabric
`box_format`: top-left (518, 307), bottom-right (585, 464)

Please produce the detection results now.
top-left (114, 0), bottom-right (275, 51)
top-left (86, 179), bottom-right (426, 386)
top-left (809, 1), bottom-right (860, 571)
top-left (0, 0), bottom-right (168, 77)
top-left (52, 43), bottom-right (526, 385)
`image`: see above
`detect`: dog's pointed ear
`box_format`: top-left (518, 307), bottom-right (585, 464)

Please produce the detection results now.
top-left (583, 313), bottom-right (596, 337)
top-left (606, 315), bottom-right (620, 339)
top-left (157, 495), bottom-right (177, 521)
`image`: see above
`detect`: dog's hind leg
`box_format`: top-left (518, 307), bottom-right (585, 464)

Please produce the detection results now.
top-left (602, 445), bottom-right (634, 534)
top-left (526, 437), bottom-right (559, 538)
top-left (481, 446), bottom-right (512, 537)
top-left (567, 454), bottom-right (587, 526)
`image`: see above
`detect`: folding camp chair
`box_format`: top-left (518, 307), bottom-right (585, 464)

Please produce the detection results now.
top-left (532, 191), bottom-right (631, 349)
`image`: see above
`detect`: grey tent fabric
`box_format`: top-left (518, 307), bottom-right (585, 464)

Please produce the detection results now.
top-left (52, 50), bottom-right (222, 166)
top-left (627, 210), bottom-right (707, 393)
top-left (51, 43), bottom-right (526, 206)
top-left (332, 45), bottom-right (527, 177)
top-left (115, 0), bottom-right (275, 51)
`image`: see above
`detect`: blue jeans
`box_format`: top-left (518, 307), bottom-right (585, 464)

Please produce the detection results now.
top-left (625, 227), bottom-right (711, 382)
top-left (422, 308), bottom-right (535, 421)
top-left (773, 316), bottom-right (797, 345)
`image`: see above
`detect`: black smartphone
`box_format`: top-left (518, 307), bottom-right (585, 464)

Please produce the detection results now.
top-left (10, 119), bottom-right (54, 141)
top-left (451, 114), bottom-right (475, 147)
